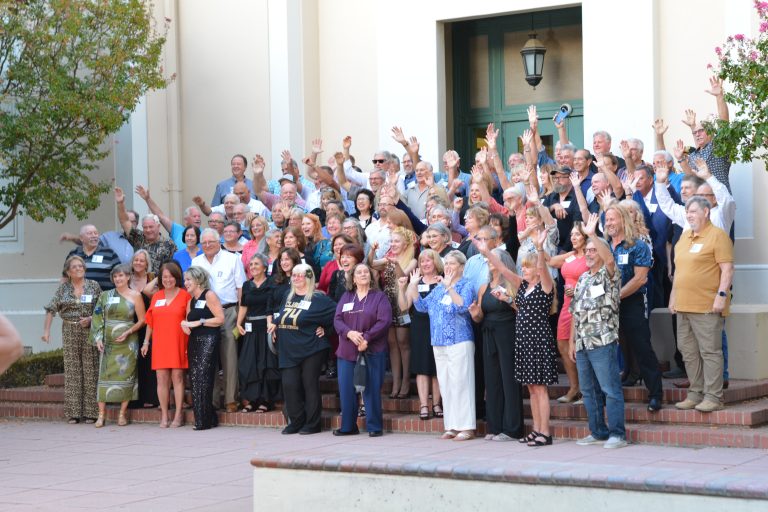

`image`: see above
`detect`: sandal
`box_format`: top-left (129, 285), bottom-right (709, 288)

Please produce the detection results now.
top-left (432, 402), bottom-right (444, 418)
top-left (241, 403), bottom-right (255, 413)
top-left (419, 405), bottom-right (430, 421)
top-left (83, 417), bottom-right (96, 424)
top-left (118, 412), bottom-right (129, 427)
top-left (440, 430), bottom-right (458, 440)
top-left (255, 404), bottom-right (269, 414)
top-left (453, 431), bottom-right (474, 441)
top-left (528, 433), bottom-right (553, 447)
top-left (67, 418), bottom-right (80, 425)
top-left (170, 417), bottom-right (184, 428)
top-left (94, 414), bottom-right (106, 428)
top-left (557, 391), bottom-right (582, 403)
top-left (518, 431), bottom-right (538, 444)
top-left (358, 403), bottom-right (366, 418)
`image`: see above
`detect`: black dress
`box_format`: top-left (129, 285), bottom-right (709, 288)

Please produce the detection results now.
top-left (129, 292), bottom-right (159, 409)
top-left (238, 279), bottom-right (281, 406)
top-left (409, 279), bottom-right (438, 376)
top-left (187, 289), bottom-right (220, 430)
top-left (481, 285), bottom-right (524, 438)
top-left (514, 281), bottom-right (558, 385)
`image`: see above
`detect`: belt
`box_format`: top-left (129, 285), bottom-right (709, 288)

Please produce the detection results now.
top-left (222, 303), bottom-right (237, 309)
top-left (246, 315), bottom-right (267, 321)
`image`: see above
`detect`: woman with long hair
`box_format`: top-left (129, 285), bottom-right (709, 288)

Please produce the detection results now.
top-left (242, 216), bottom-right (269, 278)
top-left (278, 226), bottom-right (318, 277)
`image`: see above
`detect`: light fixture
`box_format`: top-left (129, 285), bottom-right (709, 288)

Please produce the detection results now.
top-left (520, 32), bottom-right (546, 88)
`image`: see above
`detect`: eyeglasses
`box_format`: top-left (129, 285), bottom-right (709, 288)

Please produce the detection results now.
top-left (201, 241), bottom-right (218, 246)
top-left (585, 248), bottom-right (599, 254)
top-left (372, 159), bottom-right (387, 164)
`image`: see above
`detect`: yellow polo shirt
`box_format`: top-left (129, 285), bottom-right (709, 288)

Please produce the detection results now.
top-left (673, 223), bottom-right (733, 316)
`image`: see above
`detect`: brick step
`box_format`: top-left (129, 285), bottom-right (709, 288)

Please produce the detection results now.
top-left (529, 397), bottom-right (768, 427)
top-left (44, 374), bottom-right (64, 387)
top-left (0, 386), bottom-right (65, 403)
top-left (4, 402), bottom-right (768, 449)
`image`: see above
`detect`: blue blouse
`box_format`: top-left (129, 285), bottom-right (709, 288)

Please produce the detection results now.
top-left (413, 278), bottom-right (474, 346)
top-left (173, 248), bottom-right (203, 272)
top-left (611, 239), bottom-right (652, 297)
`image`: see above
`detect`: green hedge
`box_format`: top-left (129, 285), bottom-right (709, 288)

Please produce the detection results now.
top-left (0, 349), bottom-right (64, 388)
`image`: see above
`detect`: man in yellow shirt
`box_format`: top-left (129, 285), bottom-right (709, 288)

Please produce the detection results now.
top-left (669, 196), bottom-right (733, 412)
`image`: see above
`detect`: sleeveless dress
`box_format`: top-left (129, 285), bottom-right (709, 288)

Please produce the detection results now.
top-left (130, 291), bottom-right (159, 409)
top-left (90, 289), bottom-right (139, 403)
top-left (556, 254), bottom-right (589, 340)
top-left (514, 281), bottom-right (558, 385)
top-left (409, 279), bottom-right (438, 376)
top-left (238, 279), bottom-right (281, 405)
top-left (187, 289), bottom-right (220, 429)
top-left (381, 261), bottom-right (409, 326)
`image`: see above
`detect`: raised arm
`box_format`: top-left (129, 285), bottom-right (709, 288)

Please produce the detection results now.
top-left (705, 76), bottom-right (729, 122)
top-left (673, 138), bottom-right (695, 177)
top-left (251, 154), bottom-right (268, 195)
top-left (569, 172), bottom-right (590, 224)
top-left (554, 112), bottom-right (569, 146)
top-left (652, 118), bottom-right (668, 151)
top-left (135, 185), bottom-right (172, 233)
top-left (192, 196), bottom-right (213, 216)
top-left (114, 187), bottom-right (133, 235)
top-left (534, 230), bottom-right (554, 294)
top-left (619, 140), bottom-right (636, 177)
top-left (486, 123), bottom-right (511, 189)
top-left (583, 213), bottom-right (615, 275)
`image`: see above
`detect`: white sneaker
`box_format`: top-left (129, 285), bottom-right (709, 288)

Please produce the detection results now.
top-left (492, 433), bottom-right (514, 442)
top-left (603, 436), bottom-right (628, 449)
top-left (576, 435), bottom-right (605, 446)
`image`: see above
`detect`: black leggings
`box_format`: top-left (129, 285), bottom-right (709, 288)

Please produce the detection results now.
top-left (281, 350), bottom-right (327, 431)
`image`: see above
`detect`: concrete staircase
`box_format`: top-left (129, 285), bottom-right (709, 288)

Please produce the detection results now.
top-left (2, 372), bottom-right (768, 448)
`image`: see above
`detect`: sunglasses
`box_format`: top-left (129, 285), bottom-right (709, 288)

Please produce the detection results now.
top-left (372, 159), bottom-right (387, 164)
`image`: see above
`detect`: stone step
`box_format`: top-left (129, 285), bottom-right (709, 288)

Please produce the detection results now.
top-left (44, 373), bottom-right (64, 387)
top-left (4, 402), bottom-right (768, 449)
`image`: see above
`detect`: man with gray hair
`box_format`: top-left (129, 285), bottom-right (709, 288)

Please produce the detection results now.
top-left (134, 184), bottom-right (202, 250)
top-left (670, 196), bottom-right (733, 412)
top-left (66, 224), bottom-right (121, 290)
top-left (192, 228), bottom-right (246, 413)
top-left (115, 187), bottom-right (177, 273)
top-left (405, 161), bottom-right (444, 221)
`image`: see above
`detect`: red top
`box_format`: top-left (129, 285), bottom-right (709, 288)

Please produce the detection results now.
top-left (145, 288), bottom-right (191, 370)
top-left (317, 259), bottom-right (339, 293)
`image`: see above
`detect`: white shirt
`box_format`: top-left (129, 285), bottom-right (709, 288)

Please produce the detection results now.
top-left (191, 250), bottom-right (246, 305)
top-left (364, 220), bottom-right (391, 259)
top-left (211, 198), bottom-right (269, 218)
top-left (654, 176), bottom-right (735, 232)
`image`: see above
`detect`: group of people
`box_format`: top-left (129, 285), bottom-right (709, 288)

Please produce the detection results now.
top-left (43, 78), bottom-right (736, 446)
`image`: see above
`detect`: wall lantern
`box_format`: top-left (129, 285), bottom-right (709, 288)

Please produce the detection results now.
top-left (520, 32), bottom-right (546, 88)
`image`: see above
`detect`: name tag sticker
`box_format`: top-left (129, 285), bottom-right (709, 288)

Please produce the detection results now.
top-left (441, 295), bottom-right (453, 306)
top-left (273, 313), bottom-right (280, 319)
top-left (618, 254), bottom-right (629, 265)
top-left (399, 314), bottom-right (411, 324)
top-left (418, 284), bottom-right (430, 293)
top-left (245, 322), bottom-right (252, 332)
top-left (565, 255), bottom-right (576, 263)
top-left (298, 300), bottom-right (311, 310)
top-left (342, 303), bottom-right (354, 312)
top-left (301, 258), bottom-right (306, 264)
top-left (195, 300), bottom-right (206, 309)
top-left (80, 295), bottom-right (92, 303)
top-left (648, 204), bottom-right (658, 213)
top-left (91, 255), bottom-right (103, 264)
top-left (155, 299), bottom-right (166, 307)
top-left (590, 284), bottom-right (605, 298)
top-left (407, 182), bottom-right (416, 189)
top-left (690, 243), bottom-right (703, 253)
top-left (217, 271), bottom-right (223, 278)
top-left (561, 200), bottom-right (571, 208)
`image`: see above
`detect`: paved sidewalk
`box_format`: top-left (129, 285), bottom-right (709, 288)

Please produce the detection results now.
top-left (2, 419), bottom-right (768, 511)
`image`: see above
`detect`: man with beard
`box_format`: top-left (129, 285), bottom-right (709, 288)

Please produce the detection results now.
top-left (543, 167), bottom-right (582, 253)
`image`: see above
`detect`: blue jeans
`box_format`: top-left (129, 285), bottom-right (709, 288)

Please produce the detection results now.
top-left (337, 351), bottom-right (386, 433)
top-left (576, 342), bottom-right (626, 440)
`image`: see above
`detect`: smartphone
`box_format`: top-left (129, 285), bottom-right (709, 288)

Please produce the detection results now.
top-left (553, 103), bottom-right (573, 125)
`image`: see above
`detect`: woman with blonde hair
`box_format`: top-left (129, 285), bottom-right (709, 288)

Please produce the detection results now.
top-left (370, 225), bottom-right (417, 398)
top-left (242, 215), bottom-right (269, 278)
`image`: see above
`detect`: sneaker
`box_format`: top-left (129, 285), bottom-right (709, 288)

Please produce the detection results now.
top-left (603, 436), bottom-right (628, 449)
top-left (576, 435), bottom-right (606, 446)
top-left (694, 400), bottom-right (724, 413)
top-left (492, 433), bottom-right (514, 442)
top-left (675, 398), bottom-right (700, 410)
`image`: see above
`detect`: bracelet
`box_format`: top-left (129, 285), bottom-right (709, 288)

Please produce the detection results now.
top-left (677, 158), bottom-right (685, 163)
top-left (142, 341), bottom-right (149, 346)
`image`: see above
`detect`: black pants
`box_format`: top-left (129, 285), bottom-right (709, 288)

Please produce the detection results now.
top-left (281, 349), bottom-right (326, 432)
top-left (189, 332), bottom-right (220, 429)
top-left (483, 322), bottom-right (524, 438)
top-left (619, 294), bottom-right (663, 400)
top-left (472, 323), bottom-right (485, 418)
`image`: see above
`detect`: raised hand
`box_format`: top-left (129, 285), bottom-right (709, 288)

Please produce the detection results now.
top-left (583, 212), bottom-right (599, 237)
top-left (569, 171), bottom-right (582, 189)
top-left (135, 185), bottom-right (149, 200)
top-left (525, 182), bottom-right (539, 204)
top-left (391, 126), bottom-right (406, 146)
top-left (407, 136), bottom-right (420, 155)
top-left (682, 109), bottom-right (697, 128)
top-left (453, 196), bottom-right (464, 212)
top-left (518, 167), bottom-right (532, 184)
top-left (114, 187), bottom-right (125, 203)
top-left (327, 156), bottom-right (336, 167)
top-left (311, 138), bottom-right (323, 154)
top-left (693, 157), bottom-right (712, 179)
top-left (652, 118), bottom-right (668, 135)
top-left (408, 268), bottom-right (422, 285)
top-left (386, 170), bottom-right (399, 186)
top-left (472, 236), bottom-right (490, 255)
top-left (673, 139), bottom-right (686, 161)
top-left (398, 276), bottom-right (409, 289)
top-left (470, 165), bottom-right (484, 184)
top-left (476, 147), bottom-right (488, 165)
top-left (598, 189), bottom-right (615, 210)
top-left (443, 267), bottom-right (456, 286)
top-left (654, 163), bottom-right (670, 183)
top-left (485, 123), bottom-right (499, 149)
top-left (527, 104), bottom-right (538, 128)
top-left (302, 156), bottom-right (314, 167)
top-left (705, 76), bottom-right (724, 97)
top-left (468, 300), bottom-right (481, 317)
top-left (342, 136), bottom-right (352, 150)
top-left (334, 151), bottom-right (344, 166)
top-left (443, 150), bottom-right (460, 169)
top-left (252, 154), bottom-right (265, 173)
top-left (619, 140), bottom-right (632, 160)
top-left (553, 111), bottom-right (564, 129)
top-left (520, 129), bottom-right (533, 148)
top-left (281, 149), bottom-right (292, 163)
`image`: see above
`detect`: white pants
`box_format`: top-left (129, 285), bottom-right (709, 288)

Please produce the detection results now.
top-left (433, 342), bottom-right (476, 431)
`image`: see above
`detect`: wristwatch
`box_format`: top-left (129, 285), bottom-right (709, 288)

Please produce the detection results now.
top-left (717, 291), bottom-right (727, 297)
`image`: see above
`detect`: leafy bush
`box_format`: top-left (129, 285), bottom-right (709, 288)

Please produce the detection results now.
top-left (0, 349), bottom-right (64, 388)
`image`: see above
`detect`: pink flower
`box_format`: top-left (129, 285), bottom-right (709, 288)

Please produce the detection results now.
top-left (761, 21), bottom-right (768, 32)
top-left (750, 50), bottom-right (759, 61)
top-left (715, 46), bottom-right (722, 55)
top-left (735, 33), bottom-right (745, 40)
top-left (707, 63), bottom-right (714, 69)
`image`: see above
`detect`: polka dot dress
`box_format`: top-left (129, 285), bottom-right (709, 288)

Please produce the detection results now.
top-left (514, 280), bottom-right (558, 385)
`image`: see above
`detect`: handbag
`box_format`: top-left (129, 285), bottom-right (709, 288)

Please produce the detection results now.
top-left (353, 352), bottom-right (368, 394)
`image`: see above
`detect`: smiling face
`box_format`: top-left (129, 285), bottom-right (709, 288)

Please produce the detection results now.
top-left (111, 271), bottom-right (129, 289)
top-left (686, 202), bottom-right (709, 232)
top-left (570, 227), bottom-right (586, 250)
top-left (469, 183), bottom-right (482, 203)
top-left (222, 224), bottom-right (239, 244)
top-left (142, 218), bottom-right (160, 242)
top-left (184, 228), bottom-right (198, 247)
top-left (66, 259), bottom-right (86, 280)
top-left (356, 193), bottom-right (371, 213)
top-left (161, 268), bottom-right (177, 290)
top-left (301, 217), bottom-right (314, 238)
top-left (223, 196), bottom-right (237, 217)
top-left (443, 255), bottom-right (463, 277)
top-left (250, 219), bottom-right (265, 239)
top-left (280, 252), bottom-right (295, 273)
top-left (183, 274), bottom-right (196, 293)
top-left (419, 253), bottom-right (436, 276)
top-left (339, 252), bottom-right (359, 272)
top-left (692, 123), bottom-right (712, 149)
top-left (283, 231), bottom-right (297, 249)
top-left (593, 134), bottom-right (611, 156)
top-left (266, 232), bottom-right (282, 252)
top-left (249, 258), bottom-right (266, 279)
top-left (389, 233), bottom-right (405, 255)
top-left (342, 222), bottom-right (359, 241)
top-left (603, 208), bottom-right (622, 239)
top-left (132, 252), bottom-right (148, 274)
top-left (200, 232), bottom-right (220, 257)
top-left (288, 214), bottom-right (302, 229)
top-left (332, 237), bottom-right (346, 258)
top-left (521, 262), bottom-right (537, 282)
top-left (352, 264), bottom-right (371, 288)
top-left (326, 216), bottom-right (342, 237)
top-left (585, 241), bottom-right (602, 270)
top-left (231, 155), bottom-right (246, 179)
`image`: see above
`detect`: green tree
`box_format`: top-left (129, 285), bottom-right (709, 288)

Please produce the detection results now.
top-left (0, 0), bottom-right (169, 229)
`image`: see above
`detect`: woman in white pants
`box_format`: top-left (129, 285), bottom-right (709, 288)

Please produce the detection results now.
top-left (408, 250), bottom-right (476, 441)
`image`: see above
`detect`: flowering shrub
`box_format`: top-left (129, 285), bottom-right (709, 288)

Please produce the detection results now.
top-left (705, 0), bottom-right (768, 163)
